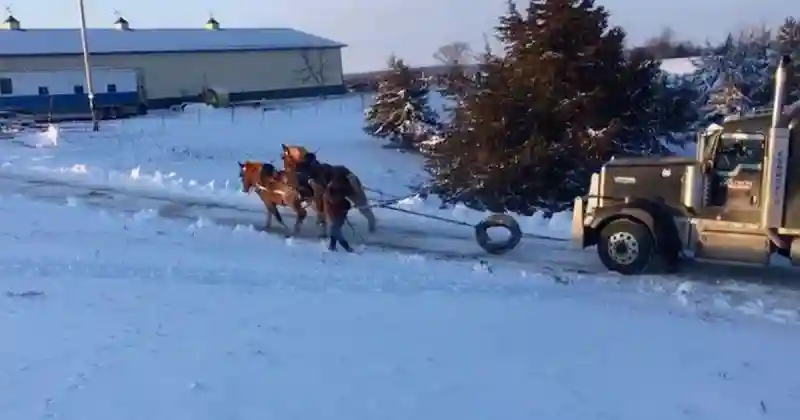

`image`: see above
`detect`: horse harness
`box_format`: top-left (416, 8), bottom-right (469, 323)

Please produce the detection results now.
top-left (248, 165), bottom-right (318, 207)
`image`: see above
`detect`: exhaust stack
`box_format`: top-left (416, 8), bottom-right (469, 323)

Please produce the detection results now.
top-left (762, 54), bottom-right (793, 231)
top-left (772, 55), bottom-right (791, 129)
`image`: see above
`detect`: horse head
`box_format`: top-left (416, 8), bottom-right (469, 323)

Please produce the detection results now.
top-left (281, 144), bottom-right (312, 169)
top-left (238, 160), bottom-right (263, 193)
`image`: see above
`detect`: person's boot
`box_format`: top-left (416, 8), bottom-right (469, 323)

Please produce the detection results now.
top-left (341, 239), bottom-right (354, 253)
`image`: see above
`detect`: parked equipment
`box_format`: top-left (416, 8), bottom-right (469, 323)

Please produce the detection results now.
top-left (0, 68), bottom-right (144, 121)
top-left (571, 55), bottom-right (800, 275)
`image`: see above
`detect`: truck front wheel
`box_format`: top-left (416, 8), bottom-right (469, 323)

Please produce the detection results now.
top-left (597, 219), bottom-right (655, 275)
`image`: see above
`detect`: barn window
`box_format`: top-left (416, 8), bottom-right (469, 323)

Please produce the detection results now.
top-left (106, 84), bottom-right (117, 93)
top-left (73, 85), bottom-right (84, 94)
top-left (0, 78), bottom-right (12, 95)
top-left (38, 86), bottom-right (49, 95)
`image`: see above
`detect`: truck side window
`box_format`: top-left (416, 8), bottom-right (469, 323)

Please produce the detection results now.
top-left (713, 137), bottom-right (764, 173)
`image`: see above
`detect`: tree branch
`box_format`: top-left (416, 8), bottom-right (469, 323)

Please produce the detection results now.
top-left (294, 50), bottom-right (329, 86)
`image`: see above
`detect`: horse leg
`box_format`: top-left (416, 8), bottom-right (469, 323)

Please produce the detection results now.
top-left (309, 180), bottom-right (327, 237)
top-left (291, 199), bottom-right (307, 236)
top-left (265, 208), bottom-right (273, 229)
top-left (315, 198), bottom-right (326, 238)
top-left (267, 202), bottom-right (288, 231)
top-left (356, 200), bottom-right (376, 233)
top-left (347, 173), bottom-right (376, 232)
top-left (259, 195), bottom-right (273, 230)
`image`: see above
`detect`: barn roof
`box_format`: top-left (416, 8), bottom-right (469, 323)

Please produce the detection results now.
top-left (0, 28), bottom-right (346, 57)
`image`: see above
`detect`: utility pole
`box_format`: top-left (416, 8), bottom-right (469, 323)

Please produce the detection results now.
top-left (78, 0), bottom-right (99, 131)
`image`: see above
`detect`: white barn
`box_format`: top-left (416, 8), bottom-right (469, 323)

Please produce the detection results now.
top-left (0, 14), bottom-right (347, 109)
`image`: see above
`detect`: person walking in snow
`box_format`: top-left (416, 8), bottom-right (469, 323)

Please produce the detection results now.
top-left (323, 175), bottom-right (355, 253)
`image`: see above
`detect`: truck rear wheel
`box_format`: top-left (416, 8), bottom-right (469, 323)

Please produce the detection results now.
top-left (597, 219), bottom-right (654, 275)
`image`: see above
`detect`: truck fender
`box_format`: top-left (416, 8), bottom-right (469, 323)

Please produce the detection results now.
top-left (590, 202), bottom-right (680, 256)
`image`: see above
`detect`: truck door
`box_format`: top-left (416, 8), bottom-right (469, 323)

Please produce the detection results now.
top-left (707, 133), bottom-right (765, 224)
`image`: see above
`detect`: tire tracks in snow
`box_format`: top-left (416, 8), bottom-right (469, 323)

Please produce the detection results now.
top-left (0, 172), bottom-right (595, 274)
top-left (2, 170), bottom-right (800, 303)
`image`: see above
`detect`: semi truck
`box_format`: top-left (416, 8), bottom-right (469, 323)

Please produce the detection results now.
top-left (571, 55), bottom-right (800, 275)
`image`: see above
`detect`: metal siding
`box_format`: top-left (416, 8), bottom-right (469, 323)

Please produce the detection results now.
top-left (0, 48), bottom-right (344, 101)
top-left (0, 69), bottom-right (137, 95)
top-left (0, 28), bottom-right (346, 56)
top-left (0, 92), bottom-right (139, 114)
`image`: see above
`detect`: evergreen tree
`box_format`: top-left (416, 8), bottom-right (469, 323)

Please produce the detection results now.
top-left (776, 17), bottom-right (800, 103)
top-left (434, 61), bottom-right (470, 137)
top-left (777, 17), bottom-right (800, 55)
top-left (436, 40), bottom-right (491, 136)
top-left (425, 0), bottom-right (665, 213)
top-left (651, 71), bottom-right (700, 147)
top-left (363, 55), bottom-right (441, 151)
top-left (424, 44), bottom-right (504, 207)
top-left (692, 28), bottom-right (773, 127)
top-left (437, 62), bottom-right (471, 103)
top-left (713, 33), bottom-right (735, 55)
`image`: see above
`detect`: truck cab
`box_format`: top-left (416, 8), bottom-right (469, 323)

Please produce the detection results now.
top-left (571, 55), bottom-right (800, 275)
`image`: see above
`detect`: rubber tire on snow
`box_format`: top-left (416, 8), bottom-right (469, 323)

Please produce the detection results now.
top-left (475, 214), bottom-right (522, 254)
top-left (597, 219), bottom-right (654, 275)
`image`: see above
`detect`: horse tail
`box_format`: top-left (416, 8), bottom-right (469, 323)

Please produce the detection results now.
top-left (346, 172), bottom-right (376, 232)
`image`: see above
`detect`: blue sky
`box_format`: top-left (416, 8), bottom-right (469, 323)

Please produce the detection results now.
top-left (8, 0), bottom-right (795, 72)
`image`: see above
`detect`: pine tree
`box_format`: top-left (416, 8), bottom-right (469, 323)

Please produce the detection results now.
top-left (425, 0), bottom-right (665, 213)
top-left (437, 63), bottom-right (471, 103)
top-left (650, 71), bottom-right (700, 147)
top-left (777, 17), bottom-right (800, 55)
top-left (436, 39), bottom-right (490, 139)
top-left (692, 28), bottom-right (774, 127)
top-left (776, 17), bottom-right (800, 103)
top-left (363, 55), bottom-right (441, 151)
top-left (424, 44), bottom-right (506, 208)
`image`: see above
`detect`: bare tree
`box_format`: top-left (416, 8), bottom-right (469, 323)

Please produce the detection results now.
top-left (433, 42), bottom-right (472, 65)
top-left (294, 49), bottom-right (330, 87)
top-left (472, 33), bottom-right (494, 63)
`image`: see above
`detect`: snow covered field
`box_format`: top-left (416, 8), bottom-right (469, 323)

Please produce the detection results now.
top-left (2, 95), bottom-right (800, 419)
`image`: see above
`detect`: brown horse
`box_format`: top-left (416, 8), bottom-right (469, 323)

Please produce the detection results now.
top-left (238, 160), bottom-right (307, 235)
top-left (280, 144), bottom-right (376, 235)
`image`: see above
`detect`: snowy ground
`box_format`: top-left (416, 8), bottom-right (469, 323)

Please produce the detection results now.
top-left (2, 95), bottom-right (800, 419)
